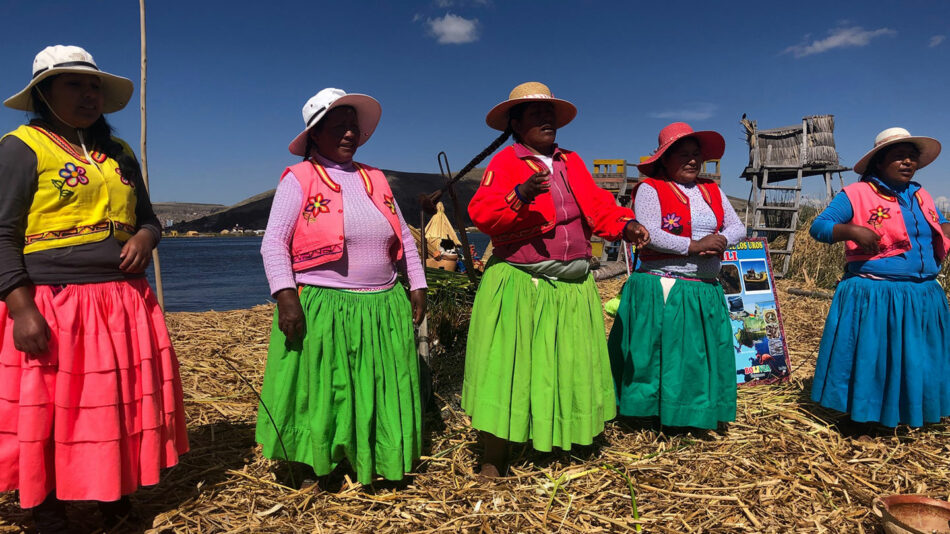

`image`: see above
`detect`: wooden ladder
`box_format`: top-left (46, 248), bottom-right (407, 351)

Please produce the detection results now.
top-left (749, 167), bottom-right (803, 277)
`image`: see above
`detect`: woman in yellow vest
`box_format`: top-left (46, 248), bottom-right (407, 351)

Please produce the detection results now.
top-left (0, 45), bottom-right (188, 532)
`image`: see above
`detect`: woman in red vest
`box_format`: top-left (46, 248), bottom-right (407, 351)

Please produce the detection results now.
top-left (463, 82), bottom-right (650, 477)
top-left (256, 88), bottom-right (427, 488)
top-left (0, 45), bottom-right (188, 533)
top-left (810, 127), bottom-right (950, 428)
top-left (608, 122), bottom-right (746, 430)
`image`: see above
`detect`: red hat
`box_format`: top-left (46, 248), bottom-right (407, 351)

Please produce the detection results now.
top-left (637, 122), bottom-right (725, 178)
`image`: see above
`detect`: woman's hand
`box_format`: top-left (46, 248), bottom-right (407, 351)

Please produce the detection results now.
top-left (410, 289), bottom-right (426, 326)
top-left (119, 231), bottom-right (157, 273)
top-left (622, 220), bottom-right (651, 247)
top-left (274, 288), bottom-right (304, 341)
top-left (849, 226), bottom-right (882, 253)
top-left (688, 233), bottom-right (728, 256)
top-left (517, 171), bottom-right (551, 202)
top-left (5, 286), bottom-right (51, 356)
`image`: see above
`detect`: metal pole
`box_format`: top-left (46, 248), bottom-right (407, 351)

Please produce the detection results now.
top-left (140, 0), bottom-right (165, 311)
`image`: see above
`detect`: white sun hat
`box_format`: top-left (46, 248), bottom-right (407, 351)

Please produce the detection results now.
top-left (4, 45), bottom-right (134, 113)
top-left (288, 88), bottom-right (382, 156)
top-left (853, 127), bottom-right (941, 175)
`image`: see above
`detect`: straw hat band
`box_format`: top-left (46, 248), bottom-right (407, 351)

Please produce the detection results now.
top-left (32, 60), bottom-right (100, 79)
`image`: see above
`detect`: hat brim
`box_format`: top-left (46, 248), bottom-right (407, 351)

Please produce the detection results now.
top-left (485, 96), bottom-right (577, 131)
top-left (636, 130), bottom-right (726, 178)
top-left (853, 136), bottom-right (942, 175)
top-left (4, 66), bottom-right (134, 114)
top-left (288, 93), bottom-right (381, 157)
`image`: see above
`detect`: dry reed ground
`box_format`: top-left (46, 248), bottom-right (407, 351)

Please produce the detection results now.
top-left (3, 269), bottom-right (950, 532)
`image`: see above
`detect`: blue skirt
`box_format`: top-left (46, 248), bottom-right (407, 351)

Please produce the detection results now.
top-left (811, 275), bottom-right (950, 427)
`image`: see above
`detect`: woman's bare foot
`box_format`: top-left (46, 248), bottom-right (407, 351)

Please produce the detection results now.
top-left (478, 463), bottom-right (502, 478)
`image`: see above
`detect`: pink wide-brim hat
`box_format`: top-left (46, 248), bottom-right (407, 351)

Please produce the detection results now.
top-left (485, 81), bottom-right (577, 131)
top-left (637, 122), bottom-right (725, 178)
top-left (853, 127), bottom-right (941, 175)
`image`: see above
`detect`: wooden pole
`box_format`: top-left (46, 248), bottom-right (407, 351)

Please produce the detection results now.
top-left (140, 0), bottom-right (165, 311)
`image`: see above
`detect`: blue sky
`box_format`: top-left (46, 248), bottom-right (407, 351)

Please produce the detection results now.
top-left (2, 0), bottom-right (948, 206)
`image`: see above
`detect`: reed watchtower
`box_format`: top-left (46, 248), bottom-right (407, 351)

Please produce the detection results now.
top-left (741, 114), bottom-right (849, 277)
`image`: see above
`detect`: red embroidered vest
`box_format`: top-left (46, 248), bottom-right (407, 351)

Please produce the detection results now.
top-left (283, 160), bottom-right (404, 271)
top-left (842, 180), bottom-right (950, 263)
top-left (634, 177), bottom-right (724, 261)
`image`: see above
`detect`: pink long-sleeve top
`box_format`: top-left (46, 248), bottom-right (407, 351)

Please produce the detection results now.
top-left (261, 154), bottom-right (427, 295)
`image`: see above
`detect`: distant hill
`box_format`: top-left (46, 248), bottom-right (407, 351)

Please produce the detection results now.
top-left (166, 170), bottom-right (750, 233)
top-left (153, 202), bottom-right (226, 226)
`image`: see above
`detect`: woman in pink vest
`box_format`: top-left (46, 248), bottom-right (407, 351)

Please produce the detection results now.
top-left (810, 127), bottom-right (950, 428)
top-left (608, 122), bottom-right (746, 430)
top-left (256, 88), bottom-right (427, 488)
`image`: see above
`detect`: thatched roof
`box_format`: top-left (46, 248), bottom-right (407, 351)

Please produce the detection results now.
top-left (742, 115), bottom-right (841, 170)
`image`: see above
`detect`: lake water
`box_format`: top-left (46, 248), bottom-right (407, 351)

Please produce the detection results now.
top-left (146, 233), bottom-right (492, 312)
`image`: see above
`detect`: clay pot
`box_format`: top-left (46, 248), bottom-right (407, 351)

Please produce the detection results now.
top-left (872, 495), bottom-right (950, 534)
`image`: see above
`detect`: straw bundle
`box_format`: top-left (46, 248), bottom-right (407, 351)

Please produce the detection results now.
top-left (2, 275), bottom-right (949, 532)
top-left (744, 114), bottom-right (840, 169)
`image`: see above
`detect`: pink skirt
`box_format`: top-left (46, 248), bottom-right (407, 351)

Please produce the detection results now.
top-left (0, 279), bottom-right (189, 508)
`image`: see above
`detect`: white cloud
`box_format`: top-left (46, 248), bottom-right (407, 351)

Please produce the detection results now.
top-left (426, 13), bottom-right (479, 44)
top-left (930, 35), bottom-right (946, 47)
top-left (648, 103), bottom-right (717, 121)
top-left (434, 0), bottom-right (490, 6)
top-left (783, 26), bottom-right (896, 58)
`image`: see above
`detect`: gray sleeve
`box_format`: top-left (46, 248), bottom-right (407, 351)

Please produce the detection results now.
top-left (0, 136), bottom-right (38, 299)
top-left (121, 144), bottom-right (162, 244)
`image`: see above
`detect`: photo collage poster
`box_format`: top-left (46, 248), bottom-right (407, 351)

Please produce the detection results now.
top-left (717, 238), bottom-right (791, 385)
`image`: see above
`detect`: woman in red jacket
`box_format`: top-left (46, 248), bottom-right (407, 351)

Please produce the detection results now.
top-left (463, 82), bottom-right (650, 477)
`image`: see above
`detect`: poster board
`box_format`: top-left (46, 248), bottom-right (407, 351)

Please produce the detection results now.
top-left (717, 238), bottom-right (791, 385)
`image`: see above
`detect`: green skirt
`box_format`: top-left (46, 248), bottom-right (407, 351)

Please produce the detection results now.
top-left (461, 261), bottom-right (616, 451)
top-left (607, 272), bottom-right (736, 429)
top-left (255, 285), bottom-right (421, 484)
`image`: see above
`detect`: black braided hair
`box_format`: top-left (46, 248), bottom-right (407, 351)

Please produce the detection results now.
top-left (452, 128), bottom-right (512, 181)
top-left (31, 80), bottom-right (142, 187)
top-left (303, 136), bottom-right (314, 162)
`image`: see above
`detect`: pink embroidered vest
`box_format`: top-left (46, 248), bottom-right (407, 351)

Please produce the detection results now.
top-left (282, 160), bottom-right (404, 271)
top-left (842, 180), bottom-right (950, 263)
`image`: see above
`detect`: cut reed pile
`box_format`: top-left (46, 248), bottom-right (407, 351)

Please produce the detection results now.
top-left (2, 278), bottom-right (949, 533)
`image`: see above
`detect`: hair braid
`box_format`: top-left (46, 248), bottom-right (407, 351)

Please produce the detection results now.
top-left (451, 128), bottom-right (511, 182)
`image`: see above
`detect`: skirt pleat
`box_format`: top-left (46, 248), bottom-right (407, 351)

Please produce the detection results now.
top-left (0, 279), bottom-right (189, 508)
top-left (608, 273), bottom-right (736, 429)
top-left (255, 285), bottom-right (422, 484)
top-left (461, 261), bottom-right (616, 452)
top-left (811, 276), bottom-right (950, 427)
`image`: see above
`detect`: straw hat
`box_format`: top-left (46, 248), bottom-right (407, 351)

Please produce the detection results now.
top-left (288, 88), bottom-right (381, 156)
top-left (636, 122), bottom-right (725, 178)
top-left (4, 45), bottom-right (134, 113)
top-left (485, 82), bottom-right (577, 131)
top-left (853, 127), bottom-right (941, 175)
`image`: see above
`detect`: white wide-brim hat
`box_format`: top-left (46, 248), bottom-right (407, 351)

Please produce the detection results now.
top-left (4, 45), bottom-right (134, 114)
top-left (485, 81), bottom-right (577, 131)
top-left (853, 127), bottom-right (941, 175)
top-left (288, 88), bottom-right (381, 156)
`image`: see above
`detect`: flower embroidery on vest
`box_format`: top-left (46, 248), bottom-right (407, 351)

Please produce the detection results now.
top-left (661, 212), bottom-right (683, 234)
top-left (303, 194), bottom-right (331, 221)
top-left (383, 194), bottom-right (397, 215)
top-left (51, 163), bottom-right (89, 198)
top-left (115, 167), bottom-right (135, 188)
top-left (867, 205), bottom-right (891, 228)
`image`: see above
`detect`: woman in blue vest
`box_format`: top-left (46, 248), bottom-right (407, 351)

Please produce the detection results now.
top-left (0, 45), bottom-right (188, 533)
top-left (810, 127), bottom-right (950, 428)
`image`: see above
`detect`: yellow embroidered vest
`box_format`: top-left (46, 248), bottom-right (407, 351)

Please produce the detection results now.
top-left (4, 125), bottom-right (138, 254)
